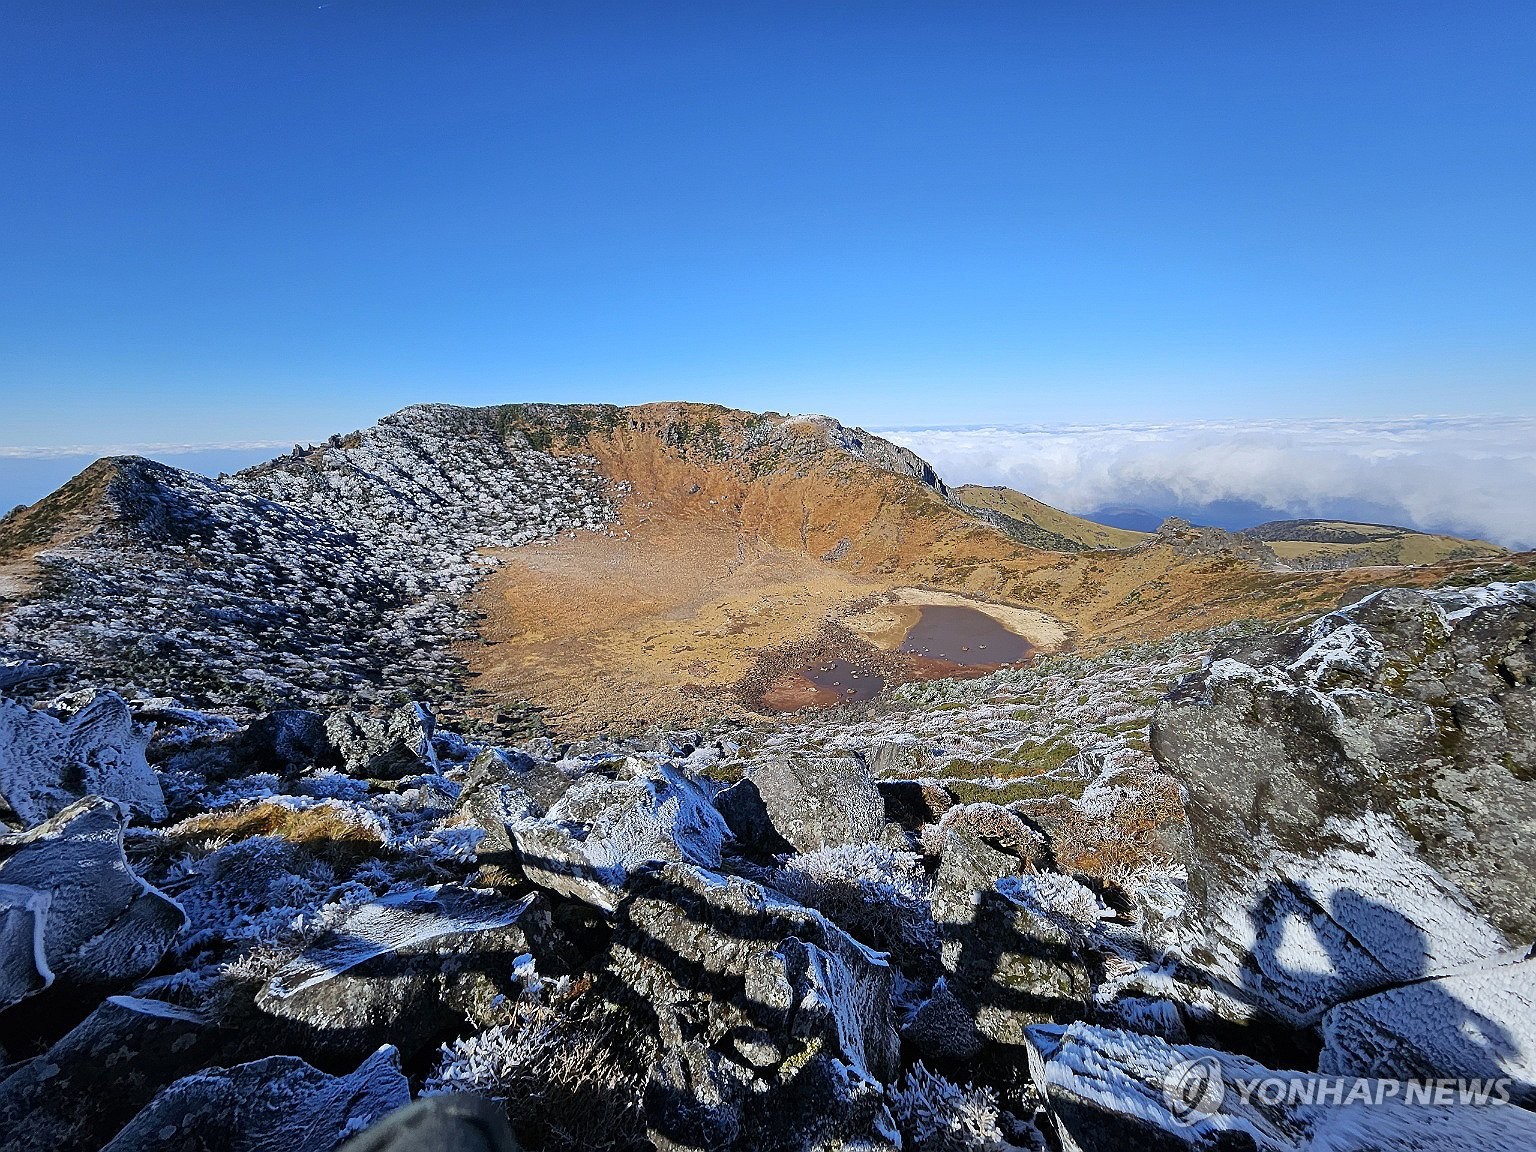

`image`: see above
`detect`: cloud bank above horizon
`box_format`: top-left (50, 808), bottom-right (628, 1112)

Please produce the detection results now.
top-left (876, 417), bottom-right (1536, 551)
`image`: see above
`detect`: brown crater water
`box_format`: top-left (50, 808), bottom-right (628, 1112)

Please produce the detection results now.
top-left (897, 605), bottom-right (1033, 665)
top-left (761, 659), bottom-right (886, 711)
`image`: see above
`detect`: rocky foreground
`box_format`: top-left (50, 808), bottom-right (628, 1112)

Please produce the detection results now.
top-left (0, 579), bottom-right (1533, 1151)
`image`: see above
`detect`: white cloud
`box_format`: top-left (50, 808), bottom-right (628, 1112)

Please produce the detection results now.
top-left (875, 417), bottom-right (1536, 551)
top-left (0, 441), bottom-right (292, 459)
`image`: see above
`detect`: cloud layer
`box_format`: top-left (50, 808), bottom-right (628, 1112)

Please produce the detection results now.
top-left (877, 417), bottom-right (1536, 551)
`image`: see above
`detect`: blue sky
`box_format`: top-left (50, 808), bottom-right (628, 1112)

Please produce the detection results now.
top-left (2, 1), bottom-right (1533, 457)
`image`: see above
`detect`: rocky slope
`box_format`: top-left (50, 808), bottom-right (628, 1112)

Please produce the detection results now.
top-left (1243, 519), bottom-right (1509, 570)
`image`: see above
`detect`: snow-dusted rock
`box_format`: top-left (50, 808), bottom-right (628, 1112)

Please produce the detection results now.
top-left (928, 802), bottom-right (1051, 925)
top-left (939, 876), bottom-right (1094, 1047)
top-left (511, 761), bottom-right (729, 910)
top-left (0, 691), bottom-right (165, 825)
top-left (100, 1046), bottom-right (409, 1152)
top-left (743, 753), bottom-right (884, 854)
top-left (0, 882), bottom-right (50, 1009)
top-left (1154, 582), bottom-right (1536, 1023)
top-left (614, 862), bottom-right (900, 1079)
top-left (255, 886), bottom-right (544, 1061)
top-left (324, 701), bottom-right (438, 780)
top-left (1320, 954), bottom-right (1536, 1107)
top-left (1026, 1021), bottom-right (1536, 1152)
top-left (0, 996), bottom-right (218, 1152)
top-left (0, 797), bottom-right (183, 996)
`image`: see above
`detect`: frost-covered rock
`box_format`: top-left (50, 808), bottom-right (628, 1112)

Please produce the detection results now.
top-left (612, 861), bottom-right (900, 1084)
top-left (324, 701), bottom-right (438, 780)
top-left (928, 803), bottom-right (1050, 925)
top-left (612, 863), bottom-right (898, 1152)
top-left (1153, 582), bottom-right (1536, 1023)
top-left (0, 996), bottom-right (218, 1152)
top-left (1320, 954), bottom-right (1536, 1108)
top-left (0, 797), bottom-right (183, 997)
top-left (743, 753), bottom-right (884, 854)
top-left (254, 886), bottom-right (544, 1061)
top-left (939, 877), bottom-right (1094, 1047)
top-left (0, 882), bottom-right (49, 1009)
top-left (0, 691), bottom-right (165, 825)
top-left (100, 1046), bottom-right (409, 1152)
top-left (512, 762), bottom-right (729, 910)
top-left (1025, 1021), bottom-right (1536, 1152)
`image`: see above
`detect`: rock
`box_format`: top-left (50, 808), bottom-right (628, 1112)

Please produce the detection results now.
top-left (877, 778), bottom-right (955, 828)
top-left (927, 802), bottom-right (1050, 924)
top-left (0, 996), bottom-right (220, 1152)
top-left (0, 691), bottom-right (166, 825)
top-left (324, 701), bottom-right (438, 779)
top-left (100, 1046), bottom-right (410, 1152)
top-left (1025, 1021), bottom-right (1536, 1152)
top-left (1152, 582), bottom-right (1536, 1023)
top-left (0, 883), bottom-right (49, 1009)
top-left (254, 885), bottom-right (544, 1062)
top-left (512, 762), bottom-right (729, 911)
top-left (234, 708), bottom-right (333, 775)
top-left (614, 862), bottom-right (900, 1078)
top-left (335, 1095), bottom-right (521, 1152)
top-left (0, 797), bottom-right (183, 998)
top-left (608, 862), bottom-right (900, 1128)
top-left (454, 748), bottom-right (572, 886)
top-left (902, 977), bottom-right (984, 1062)
top-left (744, 754), bottom-right (884, 853)
top-left (863, 741), bottom-right (927, 778)
top-left (1320, 954), bottom-right (1536, 1107)
top-left (940, 876), bottom-right (1095, 1046)
top-left (712, 778), bottom-right (794, 856)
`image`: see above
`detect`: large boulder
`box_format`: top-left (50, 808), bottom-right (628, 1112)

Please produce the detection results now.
top-left (742, 754), bottom-right (884, 854)
top-left (324, 701), bottom-right (438, 779)
top-left (254, 885), bottom-right (545, 1061)
top-left (0, 797), bottom-right (183, 1003)
top-left (511, 762), bottom-right (729, 911)
top-left (1320, 954), bottom-right (1536, 1108)
top-left (0, 996), bottom-right (220, 1152)
top-left (1025, 1021), bottom-right (1536, 1152)
top-left (0, 691), bottom-right (165, 825)
top-left (927, 802), bottom-right (1051, 925)
top-left (100, 1046), bottom-right (410, 1152)
top-left (1152, 582), bottom-right (1536, 1024)
top-left (454, 747), bottom-right (572, 887)
top-left (608, 862), bottom-right (899, 1151)
top-left (940, 873), bottom-right (1097, 1046)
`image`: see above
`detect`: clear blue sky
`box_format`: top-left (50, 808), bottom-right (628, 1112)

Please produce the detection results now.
top-left (3, 1), bottom-right (1534, 450)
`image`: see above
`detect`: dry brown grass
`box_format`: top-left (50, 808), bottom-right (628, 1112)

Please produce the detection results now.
top-left (169, 800), bottom-right (387, 867)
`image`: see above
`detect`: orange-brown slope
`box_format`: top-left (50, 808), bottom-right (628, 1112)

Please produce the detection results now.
top-left (462, 403), bottom-right (1474, 732)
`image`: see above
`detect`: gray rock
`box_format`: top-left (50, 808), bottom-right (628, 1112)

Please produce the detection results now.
top-left (235, 708), bottom-right (332, 775)
top-left (0, 883), bottom-right (49, 1009)
top-left (1026, 1021), bottom-right (1536, 1152)
top-left (1153, 582), bottom-right (1536, 1024)
top-left (902, 977), bottom-right (984, 1062)
top-left (0, 797), bottom-right (183, 998)
top-left (455, 748), bottom-right (571, 886)
top-left (100, 1046), bottom-right (410, 1152)
top-left (0, 691), bottom-right (165, 825)
top-left (612, 863), bottom-right (898, 1152)
top-left (940, 876), bottom-right (1095, 1046)
top-left (1320, 954), bottom-right (1536, 1108)
top-left (0, 996), bottom-right (219, 1152)
top-left (744, 754), bottom-right (883, 854)
top-left (928, 802), bottom-right (1051, 925)
top-left (613, 862), bottom-right (899, 1078)
top-left (324, 701), bottom-right (438, 779)
top-left (512, 762), bottom-right (729, 911)
top-left (255, 885), bottom-right (544, 1062)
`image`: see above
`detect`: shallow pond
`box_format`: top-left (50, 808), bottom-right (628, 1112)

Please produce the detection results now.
top-left (897, 605), bottom-right (1033, 666)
